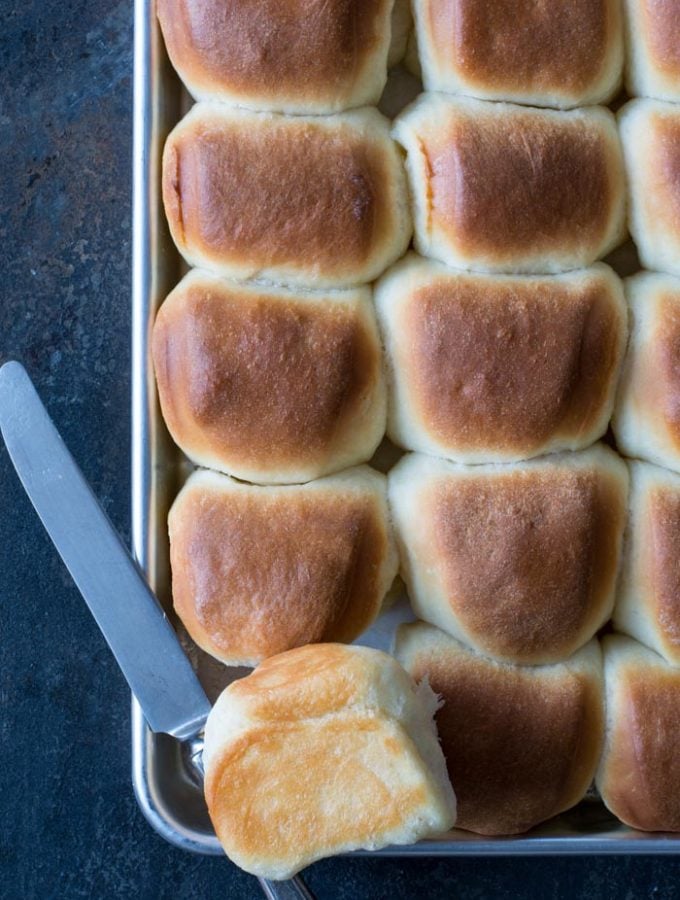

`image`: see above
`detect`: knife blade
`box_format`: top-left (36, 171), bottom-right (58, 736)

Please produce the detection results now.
top-left (0, 360), bottom-right (211, 740)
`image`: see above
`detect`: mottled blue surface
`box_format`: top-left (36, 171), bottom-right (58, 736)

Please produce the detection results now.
top-left (2, 3), bottom-right (680, 898)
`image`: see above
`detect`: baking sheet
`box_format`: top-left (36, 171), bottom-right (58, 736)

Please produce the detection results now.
top-left (130, 0), bottom-right (679, 854)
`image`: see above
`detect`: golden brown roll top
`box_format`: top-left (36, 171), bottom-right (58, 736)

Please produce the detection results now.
top-left (396, 623), bottom-right (604, 836)
top-left (157, 0), bottom-right (395, 114)
top-left (375, 255), bottom-right (627, 464)
top-left (413, 0), bottom-right (623, 108)
top-left (152, 271), bottom-right (386, 484)
top-left (623, 0), bottom-right (680, 101)
top-left (168, 467), bottom-right (399, 667)
top-left (597, 635), bottom-right (680, 832)
top-left (388, 447), bottom-right (628, 665)
top-left (162, 103), bottom-right (412, 288)
top-left (614, 462), bottom-right (680, 666)
top-left (613, 273), bottom-right (680, 474)
top-left (393, 94), bottom-right (626, 275)
top-left (203, 643), bottom-right (457, 878)
top-left (619, 100), bottom-right (680, 279)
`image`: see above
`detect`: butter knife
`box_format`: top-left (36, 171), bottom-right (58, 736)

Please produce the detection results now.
top-left (0, 360), bottom-right (314, 900)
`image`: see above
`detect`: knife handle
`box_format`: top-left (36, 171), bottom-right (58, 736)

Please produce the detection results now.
top-left (258, 877), bottom-right (316, 900)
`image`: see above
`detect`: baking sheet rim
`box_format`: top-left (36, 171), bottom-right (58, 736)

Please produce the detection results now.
top-left (130, 0), bottom-right (680, 856)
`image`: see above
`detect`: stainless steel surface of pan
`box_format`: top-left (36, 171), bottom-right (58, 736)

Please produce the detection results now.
top-left (131, 0), bottom-right (680, 858)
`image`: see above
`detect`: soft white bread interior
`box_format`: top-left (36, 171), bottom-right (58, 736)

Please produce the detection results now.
top-left (396, 623), bottom-right (604, 835)
top-left (203, 643), bottom-right (457, 878)
top-left (375, 255), bottom-right (627, 464)
top-left (619, 99), bottom-right (680, 279)
top-left (169, 466), bottom-right (399, 667)
top-left (162, 103), bottom-right (412, 288)
top-left (623, 0), bottom-right (680, 101)
top-left (152, 269), bottom-right (386, 485)
top-left (614, 461), bottom-right (680, 666)
top-left (157, 0), bottom-right (395, 114)
top-left (596, 635), bottom-right (680, 832)
top-left (612, 272), bottom-right (680, 474)
top-left (393, 94), bottom-right (626, 275)
top-left (388, 446), bottom-right (628, 665)
top-left (412, 0), bottom-right (623, 108)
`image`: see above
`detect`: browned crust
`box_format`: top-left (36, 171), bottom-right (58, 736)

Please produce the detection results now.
top-left (428, 0), bottom-right (614, 94)
top-left (222, 643), bottom-right (385, 722)
top-left (605, 666), bottom-right (680, 831)
top-left (402, 274), bottom-right (623, 453)
top-left (427, 466), bottom-right (625, 660)
top-left (151, 279), bottom-right (380, 473)
top-left (157, 0), bottom-right (389, 104)
top-left (641, 0), bottom-right (680, 78)
top-left (169, 483), bottom-right (390, 662)
top-left (205, 715), bottom-right (428, 864)
top-left (635, 293), bottom-right (680, 452)
top-left (161, 111), bottom-right (398, 278)
top-left (647, 487), bottom-right (680, 651)
top-left (427, 108), bottom-right (619, 262)
top-left (407, 648), bottom-right (603, 834)
top-left (649, 115), bottom-right (680, 237)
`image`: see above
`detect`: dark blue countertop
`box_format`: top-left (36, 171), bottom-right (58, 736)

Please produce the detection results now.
top-left (2, 3), bottom-right (680, 898)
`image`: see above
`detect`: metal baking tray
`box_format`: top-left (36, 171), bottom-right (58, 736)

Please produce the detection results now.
top-left (130, 0), bottom-right (680, 856)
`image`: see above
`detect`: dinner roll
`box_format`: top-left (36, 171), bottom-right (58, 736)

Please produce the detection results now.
top-left (157, 0), bottom-right (396, 115)
top-left (375, 255), bottom-right (627, 464)
top-left (614, 462), bottom-right (680, 666)
top-left (619, 100), bottom-right (680, 278)
top-left (393, 95), bottom-right (625, 275)
top-left (163, 103), bottom-right (411, 288)
top-left (169, 467), bottom-right (398, 667)
top-left (412, 0), bottom-right (623, 108)
top-left (612, 273), bottom-right (680, 474)
top-left (623, 0), bottom-right (680, 101)
top-left (388, 446), bottom-right (628, 665)
top-left (203, 643), bottom-right (457, 878)
top-left (396, 623), bottom-right (604, 835)
top-left (152, 270), bottom-right (385, 485)
top-left (597, 635), bottom-right (680, 832)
